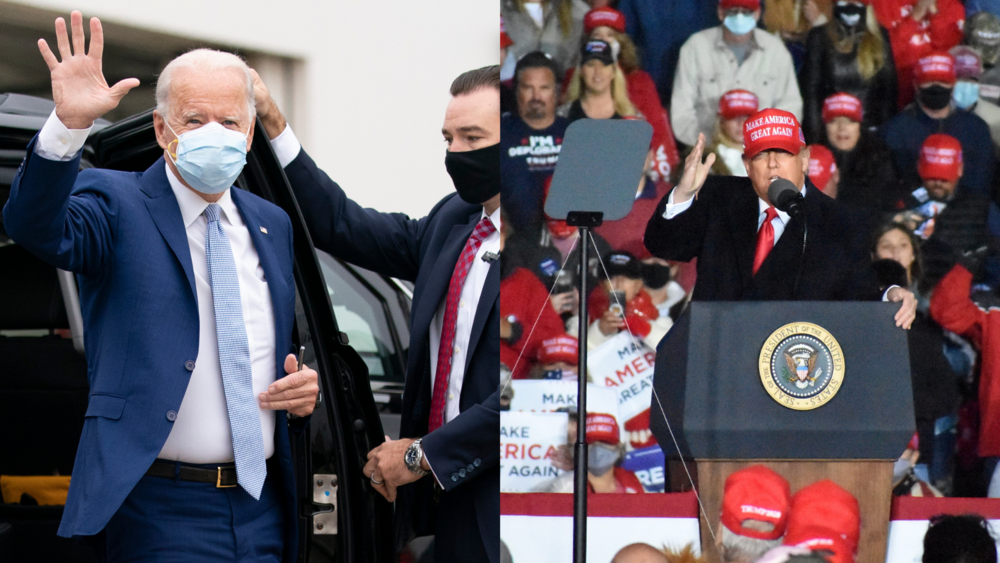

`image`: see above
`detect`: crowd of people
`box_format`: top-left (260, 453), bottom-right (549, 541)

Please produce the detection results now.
top-left (499, 0), bottom-right (1000, 525)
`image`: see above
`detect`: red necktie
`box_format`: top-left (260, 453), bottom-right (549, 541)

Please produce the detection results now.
top-left (428, 216), bottom-right (497, 433)
top-left (752, 206), bottom-right (779, 275)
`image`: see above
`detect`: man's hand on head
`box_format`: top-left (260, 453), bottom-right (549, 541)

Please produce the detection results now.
top-left (363, 437), bottom-right (428, 502)
top-left (888, 286), bottom-right (917, 330)
top-left (259, 354), bottom-right (319, 417)
top-left (38, 11), bottom-right (139, 130)
top-left (250, 69), bottom-right (287, 140)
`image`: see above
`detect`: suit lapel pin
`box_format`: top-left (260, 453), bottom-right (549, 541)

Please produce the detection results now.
top-left (260, 226), bottom-right (268, 234)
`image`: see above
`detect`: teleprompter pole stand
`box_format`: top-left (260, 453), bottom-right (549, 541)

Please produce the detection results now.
top-left (567, 211), bottom-right (603, 563)
top-left (543, 118), bottom-right (653, 563)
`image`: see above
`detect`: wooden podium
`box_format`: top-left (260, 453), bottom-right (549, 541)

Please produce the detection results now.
top-left (653, 302), bottom-right (914, 563)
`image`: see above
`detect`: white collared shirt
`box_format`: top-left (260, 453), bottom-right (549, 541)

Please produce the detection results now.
top-left (33, 112), bottom-right (278, 463)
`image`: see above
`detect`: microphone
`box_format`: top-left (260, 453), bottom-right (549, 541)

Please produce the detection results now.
top-left (767, 178), bottom-right (804, 219)
top-left (482, 251), bottom-right (500, 263)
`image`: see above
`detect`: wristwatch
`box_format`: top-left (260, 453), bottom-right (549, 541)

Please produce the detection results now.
top-left (404, 439), bottom-right (430, 477)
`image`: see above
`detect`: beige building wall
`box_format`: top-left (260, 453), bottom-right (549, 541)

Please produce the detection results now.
top-left (2, 0), bottom-right (496, 216)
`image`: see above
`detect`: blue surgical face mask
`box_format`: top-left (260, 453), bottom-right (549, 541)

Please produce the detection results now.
top-left (166, 121), bottom-right (250, 194)
top-left (953, 81), bottom-right (980, 110)
top-left (723, 12), bottom-right (757, 36)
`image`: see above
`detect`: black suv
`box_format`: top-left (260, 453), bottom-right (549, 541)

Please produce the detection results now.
top-left (0, 93), bottom-right (403, 562)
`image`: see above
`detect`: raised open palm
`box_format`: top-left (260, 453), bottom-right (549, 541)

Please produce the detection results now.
top-left (37, 11), bottom-right (139, 129)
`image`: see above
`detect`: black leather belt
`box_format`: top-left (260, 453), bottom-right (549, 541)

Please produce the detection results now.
top-left (146, 459), bottom-right (238, 488)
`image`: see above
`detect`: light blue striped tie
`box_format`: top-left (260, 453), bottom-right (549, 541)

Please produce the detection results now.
top-left (204, 203), bottom-right (266, 499)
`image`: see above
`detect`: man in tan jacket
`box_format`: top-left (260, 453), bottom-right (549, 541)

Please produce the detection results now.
top-left (670, 0), bottom-right (802, 147)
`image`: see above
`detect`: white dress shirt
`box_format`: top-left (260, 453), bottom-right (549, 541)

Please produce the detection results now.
top-left (270, 124), bottom-right (500, 424)
top-left (35, 112), bottom-right (278, 463)
top-left (662, 184), bottom-right (895, 300)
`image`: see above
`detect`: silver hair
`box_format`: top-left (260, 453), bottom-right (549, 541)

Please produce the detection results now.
top-left (720, 525), bottom-right (782, 563)
top-left (155, 48), bottom-right (256, 122)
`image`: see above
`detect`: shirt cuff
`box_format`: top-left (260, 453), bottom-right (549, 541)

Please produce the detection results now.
top-left (662, 188), bottom-right (694, 219)
top-left (35, 110), bottom-right (92, 161)
top-left (269, 124), bottom-right (302, 169)
top-left (422, 448), bottom-right (443, 488)
top-left (882, 285), bottom-right (899, 302)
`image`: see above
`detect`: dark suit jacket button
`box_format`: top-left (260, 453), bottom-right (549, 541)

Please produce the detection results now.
top-left (467, 464), bottom-right (475, 473)
top-left (459, 469), bottom-right (467, 478)
top-left (184, 360), bottom-right (196, 371)
top-left (473, 458), bottom-right (481, 467)
top-left (451, 473), bottom-right (459, 482)
top-left (166, 410), bottom-right (177, 422)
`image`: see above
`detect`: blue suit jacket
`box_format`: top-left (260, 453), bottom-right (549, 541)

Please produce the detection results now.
top-left (283, 150), bottom-right (500, 561)
top-left (2, 138), bottom-right (299, 560)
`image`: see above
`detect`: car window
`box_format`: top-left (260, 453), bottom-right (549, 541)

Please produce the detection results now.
top-left (315, 250), bottom-right (404, 384)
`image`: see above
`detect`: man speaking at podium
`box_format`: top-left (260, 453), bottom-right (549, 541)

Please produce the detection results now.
top-left (644, 108), bottom-right (917, 329)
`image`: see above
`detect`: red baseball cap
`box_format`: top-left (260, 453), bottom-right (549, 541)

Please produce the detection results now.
top-left (786, 480), bottom-right (861, 552)
top-left (537, 335), bottom-right (579, 366)
top-left (501, 15), bottom-right (514, 49)
top-left (914, 53), bottom-right (957, 85)
top-left (720, 465), bottom-right (791, 541)
top-left (720, 0), bottom-right (761, 10)
top-left (952, 45), bottom-right (983, 79)
top-left (719, 89), bottom-right (759, 120)
top-left (783, 527), bottom-right (854, 563)
top-left (807, 144), bottom-right (837, 191)
top-left (822, 93), bottom-right (863, 123)
top-left (742, 108), bottom-right (806, 159)
top-left (918, 134), bottom-right (963, 182)
top-left (584, 7), bottom-right (626, 35)
top-left (585, 413), bottom-right (620, 445)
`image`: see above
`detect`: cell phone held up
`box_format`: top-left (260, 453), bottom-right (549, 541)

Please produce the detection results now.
top-left (608, 289), bottom-right (627, 318)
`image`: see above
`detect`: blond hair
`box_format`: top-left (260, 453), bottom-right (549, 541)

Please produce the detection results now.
top-left (566, 62), bottom-right (636, 117)
top-left (828, 5), bottom-right (886, 80)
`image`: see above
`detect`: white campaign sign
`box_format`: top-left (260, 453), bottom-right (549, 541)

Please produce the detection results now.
top-left (500, 411), bottom-right (569, 492)
top-left (509, 381), bottom-right (621, 421)
top-left (587, 331), bottom-right (656, 421)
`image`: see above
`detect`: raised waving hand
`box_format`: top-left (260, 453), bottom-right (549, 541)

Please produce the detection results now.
top-left (37, 11), bottom-right (139, 129)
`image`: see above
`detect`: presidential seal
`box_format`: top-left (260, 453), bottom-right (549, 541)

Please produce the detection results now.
top-left (758, 322), bottom-right (845, 411)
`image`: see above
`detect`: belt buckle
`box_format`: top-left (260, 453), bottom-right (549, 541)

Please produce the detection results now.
top-left (216, 466), bottom-right (237, 488)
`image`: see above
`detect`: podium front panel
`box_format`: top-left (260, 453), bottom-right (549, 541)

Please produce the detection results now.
top-left (651, 302), bottom-right (914, 460)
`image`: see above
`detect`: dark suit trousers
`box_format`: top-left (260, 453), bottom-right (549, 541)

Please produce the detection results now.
top-left (433, 483), bottom-right (489, 562)
top-left (101, 461), bottom-right (284, 562)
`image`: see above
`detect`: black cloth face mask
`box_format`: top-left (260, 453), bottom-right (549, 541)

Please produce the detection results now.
top-left (641, 263), bottom-right (671, 290)
top-left (445, 143), bottom-right (500, 205)
top-left (918, 85), bottom-right (954, 111)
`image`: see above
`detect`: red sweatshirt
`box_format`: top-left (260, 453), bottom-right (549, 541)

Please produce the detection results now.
top-left (929, 264), bottom-right (1000, 456)
top-left (501, 267), bottom-right (568, 379)
top-left (874, 0), bottom-right (965, 108)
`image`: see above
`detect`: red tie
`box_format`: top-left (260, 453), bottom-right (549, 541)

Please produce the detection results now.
top-left (753, 207), bottom-right (779, 275)
top-left (428, 216), bottom-right (497, 433)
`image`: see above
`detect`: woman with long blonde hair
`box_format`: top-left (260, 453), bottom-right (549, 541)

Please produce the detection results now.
top-left (560, 40), bottom-right (636, 122)
top-left (800, 1), bottom-right (897, 142)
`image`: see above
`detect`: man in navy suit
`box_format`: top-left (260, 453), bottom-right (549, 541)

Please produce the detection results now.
top-left (644, 109), bottom-right (918, 328)
top-left (2, 12), bottom-right (318, 562)
top-left (252, 66), bottom-right (501, 562)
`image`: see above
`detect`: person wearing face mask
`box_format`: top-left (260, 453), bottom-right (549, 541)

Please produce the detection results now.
top-left (586, 251), bottom-right (671, 350)
top-left (818, 93), bottom-right (899, 213)
top-left (967, 11), bottom-right (1000, 104)
top-left (670, 0), bottom-right (803, 149)
top-left (881, 52), bottom-right (997, 201)
top-left (640, 258), bottom-right (687, 322)
top-left (644, 110), bottom-right (918, 328)
top-left (761, 0), bottom-right (830, 72)
top-left (799, 0), bottom-right (898, 143)
top-left (950, 46), bottom-right (1000, 159)
top-left (873, 0), bottom-right (966, 108)
top-left (2, 14), bottom-right (320, 561)
top-left (533, 412), bottom-right (645, 493)
top-left (255, 67), bottom-right (502, 562)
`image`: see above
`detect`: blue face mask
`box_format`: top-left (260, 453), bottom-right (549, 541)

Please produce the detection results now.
top-left (167, 121), bottom-right (250, 194)
top-left (723, 12), bottom-right (757, 36)
top-left (953, 81), bottom-right (980, 110)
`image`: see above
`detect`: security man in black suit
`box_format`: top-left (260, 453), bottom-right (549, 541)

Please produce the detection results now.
top-left (644, 108), bottom-right (917, 328)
